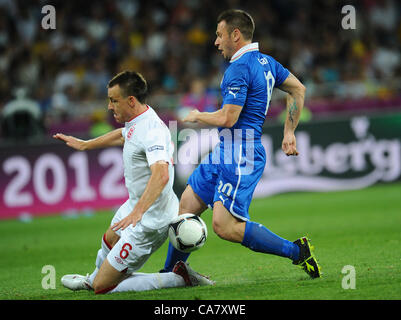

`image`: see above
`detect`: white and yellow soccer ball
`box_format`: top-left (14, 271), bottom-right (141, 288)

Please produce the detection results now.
top-left (168, 213), bottom-right (208, 253)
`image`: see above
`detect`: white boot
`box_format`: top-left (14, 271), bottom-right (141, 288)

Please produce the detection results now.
top-left (61, 274), bottom-right (92, 291)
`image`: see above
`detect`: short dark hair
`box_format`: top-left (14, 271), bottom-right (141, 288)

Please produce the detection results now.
top-left (217, 9), bottom-right (255, 41)
top-left (108, 71), bottom-right (148, 103)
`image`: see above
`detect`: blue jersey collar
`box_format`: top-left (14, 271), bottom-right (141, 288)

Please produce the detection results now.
top-left (230, 42), bottom-right (259, 63)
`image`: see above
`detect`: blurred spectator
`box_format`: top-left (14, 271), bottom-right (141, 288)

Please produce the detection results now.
top-left (54, 60), bottom-right (78, 93)
top-left (179, 78), bottom-right (218, 113)
top-left (0, 87), bottom-right (44, 141)
top-left (82, 57), bottom-right (111, 98)
top-left (0, 0), bottom-right (400, 141)
top-left (369, 0), bottom-right (398, 32)
top-left (89, 109), bottom-right (113, 138)
top-left (371, 39), bottom-right (401, 79)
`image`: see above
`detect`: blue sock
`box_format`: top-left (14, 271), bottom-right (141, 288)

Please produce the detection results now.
top-left (241, 221), bottom-right (300, 261)
top-left (162, 242), bottom-right (191, 272)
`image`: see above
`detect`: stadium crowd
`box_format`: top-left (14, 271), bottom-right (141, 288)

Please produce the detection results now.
top-left (0, 0), bottom-right (400, 140)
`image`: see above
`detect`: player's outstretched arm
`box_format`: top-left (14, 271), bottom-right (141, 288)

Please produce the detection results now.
top-left (182, 104), bottom-right (242, 128)
top-left (278, 73), bottom-right (306, 156)
top-left (53, 128), bottom-right (124, 150)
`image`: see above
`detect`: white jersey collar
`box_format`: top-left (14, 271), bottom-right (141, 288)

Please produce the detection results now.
top-left (230, 42), bottom-right (259, 63)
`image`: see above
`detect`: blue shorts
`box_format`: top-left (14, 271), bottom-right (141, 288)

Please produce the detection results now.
top-left (187, 141), bottom-right (266, 221)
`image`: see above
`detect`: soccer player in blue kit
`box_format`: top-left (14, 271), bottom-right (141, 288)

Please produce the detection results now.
top-left (162, 9), bottom-right (321, 278)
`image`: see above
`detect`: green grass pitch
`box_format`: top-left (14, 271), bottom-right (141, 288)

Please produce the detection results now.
top-left (0, 183), bottom-right (400, 300)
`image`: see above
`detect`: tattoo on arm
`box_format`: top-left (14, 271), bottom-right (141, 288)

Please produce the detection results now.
top-left (288, 100), bottom-right (298, 125)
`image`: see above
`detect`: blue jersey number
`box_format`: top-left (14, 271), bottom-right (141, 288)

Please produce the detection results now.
top-left (264, 71), bottom-right (275, 115)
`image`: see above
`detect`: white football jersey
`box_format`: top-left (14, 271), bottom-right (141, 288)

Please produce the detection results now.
top-left (121, 105), bottom-right (178, 229)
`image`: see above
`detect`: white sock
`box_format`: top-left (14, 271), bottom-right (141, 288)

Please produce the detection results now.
top-left (88, 266), bottom-right (99, 287)
top-left (88, 235), bottom-right (111, 286)
top-left (109, 272), bottom-right (185, 293)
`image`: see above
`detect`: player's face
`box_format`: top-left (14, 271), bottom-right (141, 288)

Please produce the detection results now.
top-left (214, 21), bottom-right (235, 60)
top-left (107, 85), bottom-right (132, 123)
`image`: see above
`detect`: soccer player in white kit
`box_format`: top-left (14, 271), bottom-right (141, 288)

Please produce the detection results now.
top-left (54, 71), bottom-right (213, 294)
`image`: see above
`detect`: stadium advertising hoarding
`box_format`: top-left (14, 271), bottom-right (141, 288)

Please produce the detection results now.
top-left (0, 144), bottom-right (128, 219)
top-left (175, 113), bottom-right (401, 197)
top-left (254, 113), bottom-right (401, 196)
top-left (0, 113), bottom-right (400, 220)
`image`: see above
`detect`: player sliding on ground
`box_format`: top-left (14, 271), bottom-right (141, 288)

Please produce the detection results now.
top-left (154, 9), bottom-right (321, 279)
top-left (54, 71), bottom-right (214, 294)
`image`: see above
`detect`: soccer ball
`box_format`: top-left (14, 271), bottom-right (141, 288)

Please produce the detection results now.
top-left (168, 213), bottom-right (208, 253)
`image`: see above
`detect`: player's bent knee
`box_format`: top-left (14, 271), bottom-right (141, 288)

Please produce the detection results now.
top-left (179, 185), bottom-right (207, 215)
top-left (212, 202), bottom-right (246, 243)
top-left (104, 228), bottom-right (120, 248)
top-left (92, 278), bottom-right (105, 294)
top-left (212, 217), bottom-right (232, 241)
top-left (212, 220), bottom-right (225, 239)
top-left (92, 270), bottom-right (122, 294)
top-left (93, 281), bottom-right (117, 294)
top-left (92, 274), bottom-right (109, 294)
top-left (93, 258), bottom-right (126, 294)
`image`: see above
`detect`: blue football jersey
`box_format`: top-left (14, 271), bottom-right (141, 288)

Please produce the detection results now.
top-left (187, 43), bottom-right (291, 220)
top-left (220, 42), bottom-right (290, 140)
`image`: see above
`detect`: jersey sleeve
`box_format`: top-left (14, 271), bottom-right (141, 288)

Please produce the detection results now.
top-left (221, 62), bottom-right (249, 107)
top-left (270, 57), bottom-right (290, 87)
top-left (142, 124), bottom-right (171, 166)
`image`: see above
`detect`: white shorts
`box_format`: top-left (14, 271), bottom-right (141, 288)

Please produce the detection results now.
top-left (107, 199), bottom-right (170, 274)
top-left (107, 222), bottom-right (168, 274)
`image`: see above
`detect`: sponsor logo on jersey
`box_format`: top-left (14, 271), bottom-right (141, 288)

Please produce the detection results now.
top-left (148, 145), bottom-right (164, 152)
top-left (114, 256), bottom-right (124, 265)
top-left (227, 86), bottom-right (240, 99)
top-left (258, 57), bottom-right (268, 65)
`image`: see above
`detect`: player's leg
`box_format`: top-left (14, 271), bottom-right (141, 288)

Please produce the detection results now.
top-left (161, 184), bottom-right (209, 272)
top-left (179, 184), bottom-right (209, 215)
top-left (213, 143), bottom-right (300, 261)
top-left (162, 153), bottom-right (218, 273)
top-left (213, 201), bottom-right (321, 278)
top-left (92, 258), bottom-right (128, 294)
top-left (93, 221), bottom-right (152, 294)
top-left (212, 200), bottom-right (300, 261)
top-left (61, 222), bottom-right (122, 291)
top-left (212, 201), bottom-right (245, 243)
top-left (108, 271), bottom-right (185, 293)
top-left (104, 227), bottom-right (120, 247)
top-left (162, 186), bottom-right (207, 272)
top-left (106, 261), bottom-right (215, 293)
top-left (213, 188), bottom-right (321, 278)
top-left (61, 228), bottom-right (120, 291)
top-left (106, 228), bottom-right (186, 293)
top-left (87, 227), bottom-right (120, 285)
top-left (87, 200), bottom-right (133, 285)
top-left (95, 222), bottom-right (213, 293)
